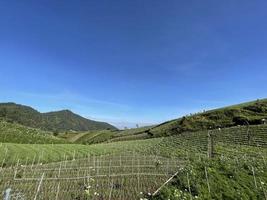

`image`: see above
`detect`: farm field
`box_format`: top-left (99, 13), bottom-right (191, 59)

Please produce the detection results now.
top-left (1, 124), bottom-right (267, 199)
top-left (0, 154), bottom-right (182, 199)
top-left (0, 121), bottom-right (66, 144)
top-left (56, 98), bottom-right (267, 145)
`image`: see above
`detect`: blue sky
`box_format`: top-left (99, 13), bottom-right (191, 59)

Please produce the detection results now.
top-left (0, 0), bottom-right (267, 128)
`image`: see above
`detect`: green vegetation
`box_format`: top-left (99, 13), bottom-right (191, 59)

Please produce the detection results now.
top-left (0, 154), bottom-right (178, 199)
top-left (59, 126), bottom-right (154, 144)
top-left (148, 98), bottom-right (267, 137)
top-left (58, 130), bottom-right (117, 144)
top-left (0, 102), bottom-right (117, 132)
top-left (0, 137), bottom-right (163, 166)
top-left (0, 99), bottom-right (267, 199)
top-left (101, 98), bottom-right (267, 141)
top-left (74, 130), bottom-right (117, 144)
top-left (2, 99), bottom-right (267, 146)
top-left (1, 123), bottom-right (267, 166)
top-left (151, 157), bottom-right (267, 200)
top-left (58, 131), bottom-right (90, 142)
top-left (116, 126), bottom-right (154, 136)
top-left (0, 125), bottom-right (266, 199)
top-left (0, 121), bottom-right (66, 144)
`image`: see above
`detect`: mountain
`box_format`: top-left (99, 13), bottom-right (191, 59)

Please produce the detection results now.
top-left (0, 102), bottom-right (117, 132)
top-left (42, 110), bottom-right (117, 132)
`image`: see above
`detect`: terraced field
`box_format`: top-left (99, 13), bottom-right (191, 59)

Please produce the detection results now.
top-left (0, 121), bottom-right (66, 144)
top-left (0, 138), bottom-right (164, 167)
top-left (0, 154), bottom-right (182, 199)
top-left (60, 126), bottom-right (154, 144)
top-left (0, 124), bottom-right (266, 199)
top-left (75, 130), bottom-right (116, 144)
top-left (1, 124), bottom-right (267, 166)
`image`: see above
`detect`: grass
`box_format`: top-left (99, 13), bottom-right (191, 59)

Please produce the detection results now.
top-left (1, 135), bottom-right (266, 199)
top-left (0, 138), bottom-right (164, 166)
top-left (0, 120), bottom-right (266, 199)
top-left (75, 130), bottom-right (116, 144)
top-left (0, 154), bottom-right (180, 199)
top-left (62, 98), bottom-right (267, 145)
top-left (1, 124), bottom-right (267, 166)
top-left (150, 156), bottom-right (267, 200)
top-left (115, 126), bottom-right (154, 136)
top-left (58, 131), bottom-right (90, 142)
top-left (0, 121), bottom-right (66, 144)
top-left (58, 126), bottom-right (154, 144)
top-left (105, 98), bottom-right (267, 140)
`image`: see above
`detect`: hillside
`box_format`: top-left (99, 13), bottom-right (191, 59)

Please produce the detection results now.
top-left (0, 124), bottom-right (266, 199)
top-left (148, 98), bottom-right (267, 137)
top-left (0, 102), bottom-right (117, 132)
top-left (42, 109), bottom-right (117, 132)
top-left (58, 126), bottom-right (154, 144)
top-left (109, 99), bottom-right (267, 141)
top-left (56, 99), bottom-right (267, 144)
top-left (0, 121), bottom-right (66, 144)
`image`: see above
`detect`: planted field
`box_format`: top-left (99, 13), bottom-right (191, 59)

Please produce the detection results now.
top-left (151, 154), bottom-right (267, 200)
top-left (0, 125), bottom-right (266, 199)
top-left (75, 130), bottom-right (116, 144)
top-left (0, 121), bottom-right (66, 144)
top-left (0, 154), bottom-right (182, 200)
top-left (0, 138), bottom-right (164, 167)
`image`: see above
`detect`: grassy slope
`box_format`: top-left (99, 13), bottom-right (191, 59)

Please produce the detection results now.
top-left (1, 99), bottom-right (266, 199)
top-left (115, 126), bottom-right (154, 136)
top-left (1, 122), bottom-right (266, 199)
top-left (60, 126), bottom-right (154, 144)
top-left (0, 121), bottom-right (66, 144)
top-left (1, 124), bottom-right (267, 166)
top-left (103, 98), bottom-right (267, 142)
top-left (61, 98), bottom-right (267, 145)
top-left (74, 130), bottom-right (117, 144)
top-left (0, 138), bottom-right (163, 166)
top-left (58, 131), bottom-right (90, 142)
top-left (1, 99), bottom-right (266, 145)
top-left (149, 98), bottom-right (267, 137)
top-left (150, 156), bottom-right (267, 200)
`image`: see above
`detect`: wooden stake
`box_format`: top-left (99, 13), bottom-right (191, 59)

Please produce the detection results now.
top-left (205, 166), bottom-right (210, 194)
top-left (207, 131), bottom-right (214, 158)
top-left (34, 173), bottom-right (45, 200)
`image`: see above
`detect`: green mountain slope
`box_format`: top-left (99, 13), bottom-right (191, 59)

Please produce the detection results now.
top-left (149, 98), bottom-right (267, 137)
top-left (0, 121), bottom-right (66, 144)
top-left (42, 109), bottom-right (116, 132)
top-left (103, 98), bottom-right (267, 141)
top-left (0, 102), bottom-right (117, 132)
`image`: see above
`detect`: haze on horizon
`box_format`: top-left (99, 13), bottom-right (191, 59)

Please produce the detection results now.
top-left (0, 0), bottom-right (267, 128)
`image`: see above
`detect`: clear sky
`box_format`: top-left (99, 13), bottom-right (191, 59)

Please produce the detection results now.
top-left (0, 0), bottom-right (267, 128)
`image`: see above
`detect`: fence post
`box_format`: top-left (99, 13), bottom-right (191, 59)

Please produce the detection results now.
top-left (207, 131), bottom-right (214, 158)
top-left (246, 125), bottom-right (251, 145)
top-left (3, 188), bottom-right (11, 200)
top-left (33, 173), bottom-right (45, 200)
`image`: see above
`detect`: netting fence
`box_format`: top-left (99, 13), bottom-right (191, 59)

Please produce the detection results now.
top-left (0, 124), bottom-right (267, 199)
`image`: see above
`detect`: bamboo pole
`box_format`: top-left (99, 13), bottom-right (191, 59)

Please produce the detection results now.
top-left (33, 172), bottom-right (45, 200)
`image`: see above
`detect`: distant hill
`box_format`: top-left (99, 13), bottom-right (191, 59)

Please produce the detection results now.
top-left (101, 98), bottom-right (267, 141)
top-left (0, 103), bottom-right (117, 132)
